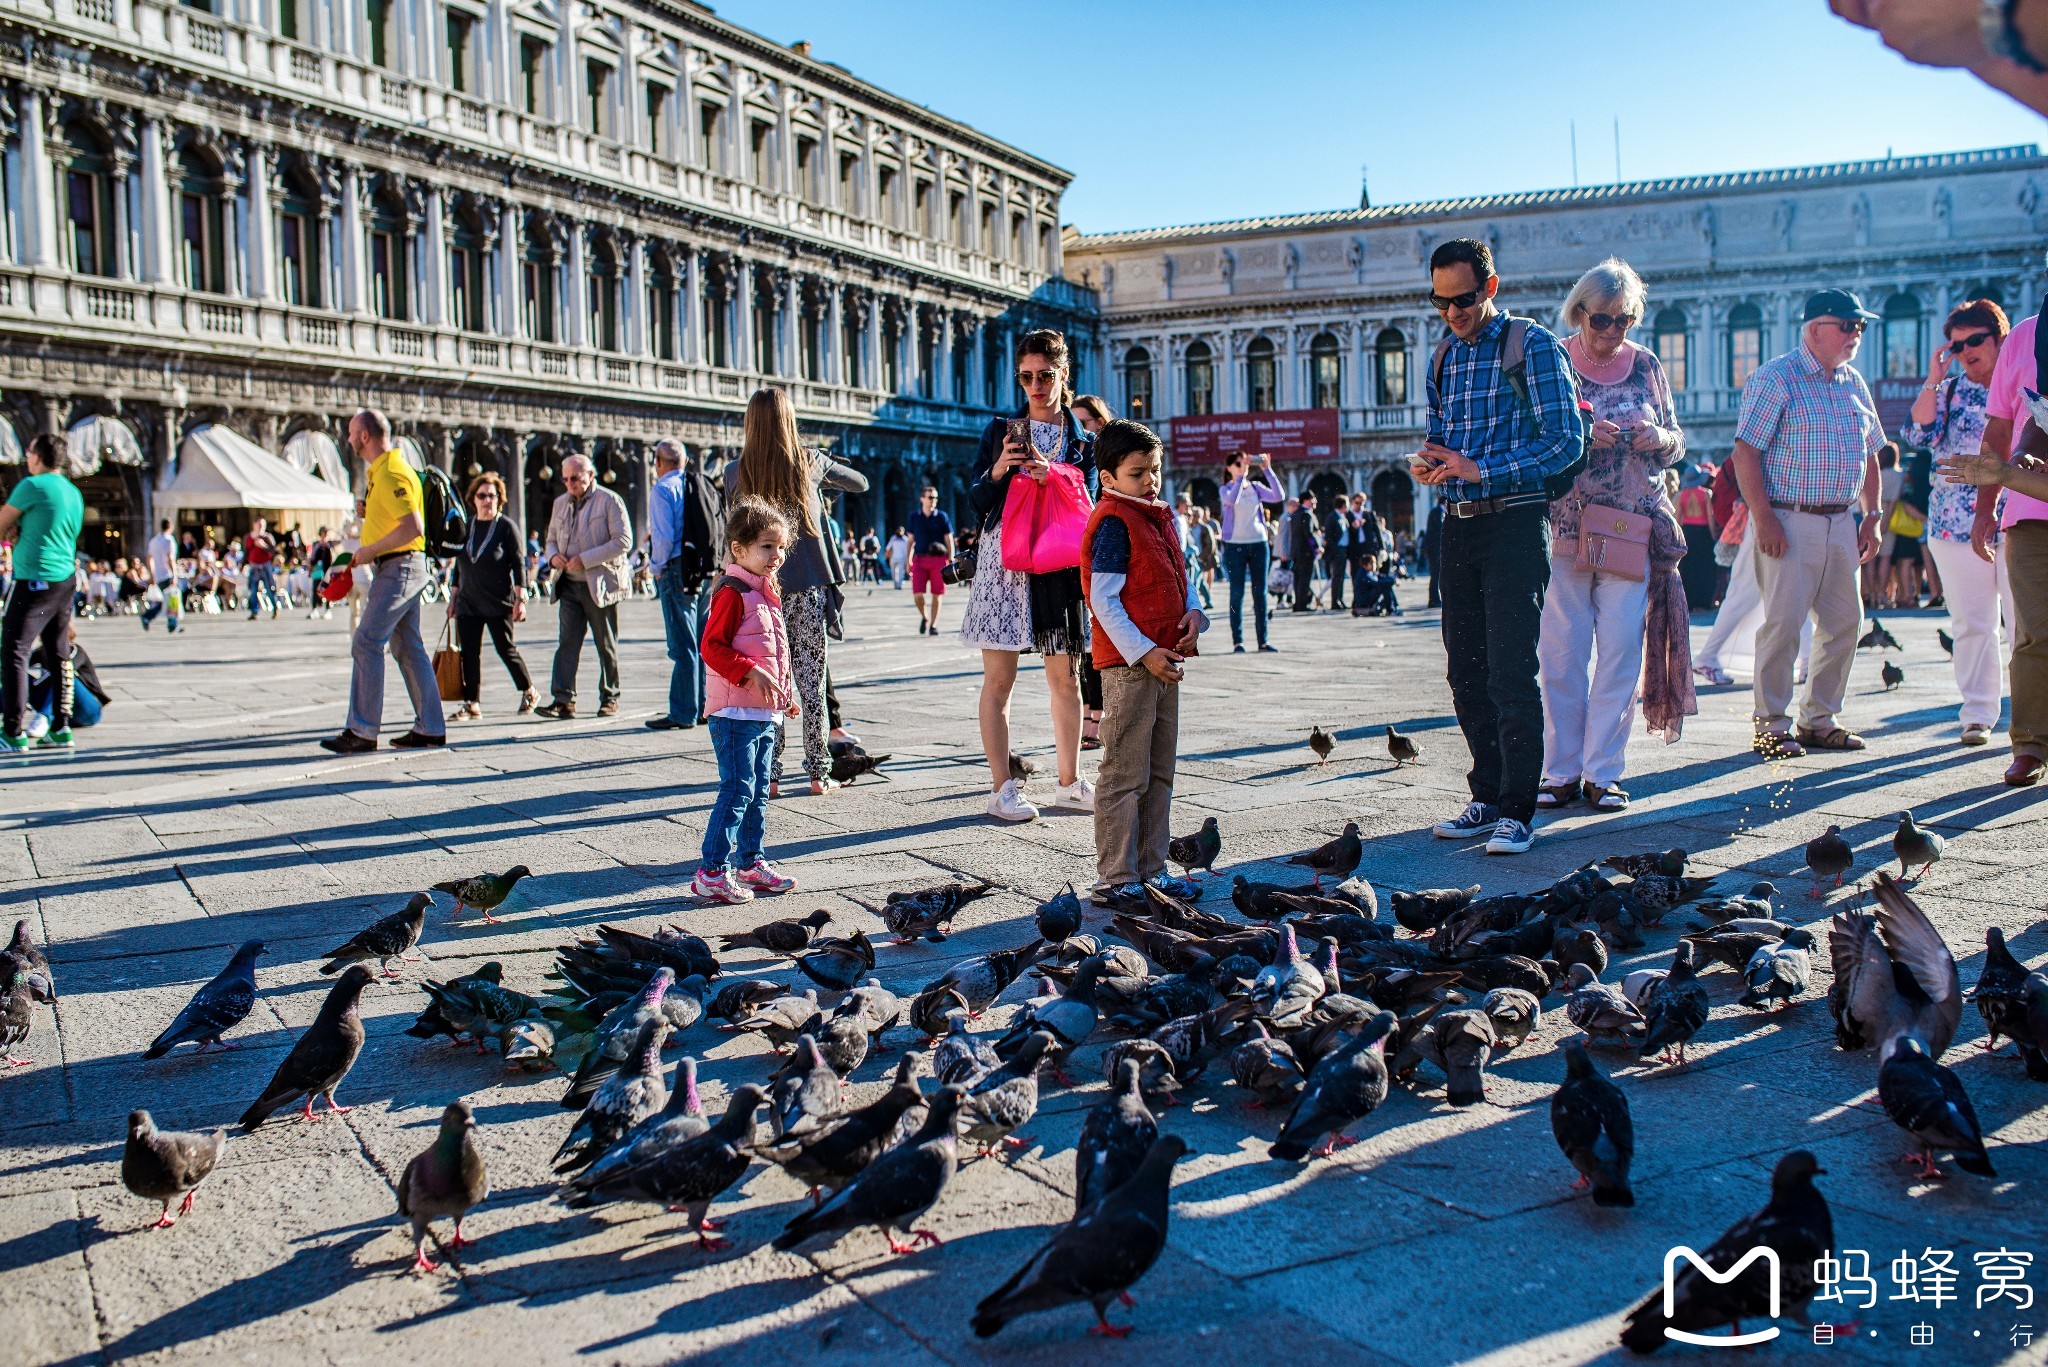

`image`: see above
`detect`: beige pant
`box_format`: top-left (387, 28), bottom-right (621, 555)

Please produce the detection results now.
top-left (1752, 509), bottom-right (1862, 735)
top-left (1094, 665), bottom-right (1180, 888)
top-left (2007, 520), bottom-right (2048, 760)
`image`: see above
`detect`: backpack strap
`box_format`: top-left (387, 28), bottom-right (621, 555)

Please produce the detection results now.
top-left (1497, 317), bottom-right (1534, 424)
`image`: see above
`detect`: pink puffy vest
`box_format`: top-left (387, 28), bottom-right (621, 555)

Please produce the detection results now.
top-left (702, 562), bottom-right (793, 716)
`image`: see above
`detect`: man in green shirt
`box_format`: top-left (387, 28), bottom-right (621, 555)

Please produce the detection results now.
top-left (0, 434), bottom-right (85, 749)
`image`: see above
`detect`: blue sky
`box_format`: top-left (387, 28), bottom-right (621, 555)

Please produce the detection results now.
top-left (708, 0), bottom-right (2045, 233)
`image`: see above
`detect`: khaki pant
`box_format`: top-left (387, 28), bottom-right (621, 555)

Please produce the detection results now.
top-left (1094, 665), bottom-right (1180, 888)
top-left (2007, 520), bottom-right (2048, 760)
top-left (1752, 509), bottom-right (1862, 735)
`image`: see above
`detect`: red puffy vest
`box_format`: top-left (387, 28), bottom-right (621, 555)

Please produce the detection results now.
top-left (1081, 490), bottom-right (1195, 670)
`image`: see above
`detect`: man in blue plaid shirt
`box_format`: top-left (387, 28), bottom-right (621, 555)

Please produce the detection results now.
top-left (1412, 238), bottom-right (1584, 855)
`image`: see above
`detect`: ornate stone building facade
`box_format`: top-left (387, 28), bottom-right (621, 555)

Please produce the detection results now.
top-left (0, 0), bottom-right (1094, 556)
top-left (1064, 146), bottom-right (2048, 531)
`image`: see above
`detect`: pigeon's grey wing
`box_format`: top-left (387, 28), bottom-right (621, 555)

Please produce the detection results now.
top-left (1872, 879), bottom-right (1961, 1053)
top-left (1828, 910), bottom-right (1896, 1050)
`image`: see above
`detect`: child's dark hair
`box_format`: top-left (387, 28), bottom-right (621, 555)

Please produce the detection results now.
top-left (1094, 419), bottom-right (1163, 477)
top-left (726, 496), bottom-right (790, 550)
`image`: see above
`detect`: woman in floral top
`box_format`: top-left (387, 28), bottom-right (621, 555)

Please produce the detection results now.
top-left (1536, 259), bottom-right (1692, 813)
top-left (1901, 298), bottom-right (2014, 745)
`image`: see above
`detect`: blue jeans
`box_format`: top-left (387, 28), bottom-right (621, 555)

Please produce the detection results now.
top-left (246, 563), bottom-right (277, 616)
top-left (703, 716), bottom-right (776, 872)
top-left (346, 553), bottom-right (445, 740)
top-left (656, 561), bottom-right (710, 723)
top-left (1222, 541), bottom-right (1270, 646)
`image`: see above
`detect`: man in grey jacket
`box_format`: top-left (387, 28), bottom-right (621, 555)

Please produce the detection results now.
top-left (535, 453), bottom-right (632, 719)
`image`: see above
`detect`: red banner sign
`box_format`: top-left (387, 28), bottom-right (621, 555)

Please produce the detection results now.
top-left (1169, 409), bottom-right (1341, 463)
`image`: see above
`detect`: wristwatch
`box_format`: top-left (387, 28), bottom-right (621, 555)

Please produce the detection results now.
top-left (1983, 0), bottom-right (2048, 73)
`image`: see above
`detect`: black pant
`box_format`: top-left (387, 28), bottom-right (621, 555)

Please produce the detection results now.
top-left (1440, 506), bottom-right (1550, 823)
top-left (4, 575), bottom-right (74, 735)
top-left (1322, 552), bottom-right (1348, 609)
top-left (550, 577), bottom-right (620, 704)
top-left (1425, 549), bottom-right (1442, 607)
top-left (1290, 550), bottom-right (1316, 610)
top-left (457, 612), bottom-right (532, 703)
top-left (824, 665), bottom-right (842, 731)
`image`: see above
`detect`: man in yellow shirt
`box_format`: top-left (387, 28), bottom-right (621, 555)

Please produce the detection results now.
top-left (320, 408), bottom-right (447, 753)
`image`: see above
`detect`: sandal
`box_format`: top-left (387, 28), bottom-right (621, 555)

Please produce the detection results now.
top-left (809, 777), bottom-right (840, 796)
top-left (1753, 732), bottom-right (1806, 760)
top-left (1794, 726), bottom-right (1865, 752)
top-left (1585, 785), bottom-right (1630, 811)
top-left (1535, 781), bottom-right (1582, 809)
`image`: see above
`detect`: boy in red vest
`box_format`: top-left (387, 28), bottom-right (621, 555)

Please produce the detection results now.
top-left (1082, 420), bottom-right (1209, 908)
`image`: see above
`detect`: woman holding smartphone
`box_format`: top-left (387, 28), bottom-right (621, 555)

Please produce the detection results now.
top-left (960, 328), bottom-right (1096, 822)
top-left (1218, 450), bottom-right (1284, 651)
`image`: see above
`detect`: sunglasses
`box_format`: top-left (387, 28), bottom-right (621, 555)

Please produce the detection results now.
top-left (1016, 368), bottom-right (1061, 386)
top-left (1821, 318), bottom-right (1867, 335)
top-left (1428, 289), bottom-right (1484, 312)
top-left (1587, 312), bottom-right (1636, 333)
top-left (1948, 331), bottom-right (1994, 352)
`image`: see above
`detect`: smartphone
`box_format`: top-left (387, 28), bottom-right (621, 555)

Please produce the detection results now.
top-left (1006, 418), bottom-right (1031, 453)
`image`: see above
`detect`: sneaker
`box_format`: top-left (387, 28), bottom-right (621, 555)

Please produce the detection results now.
top-left (1693, 663), bottom-right (1733, 686)
top-left (1432, 801), bottom-right (1499, 839)
top-left (0, 732), bottom-right (29, 753)
top-left (319, 731), bottom-right (378, 754)
top-left (1049, 777), bottom-right (1096, 813)
top-left (987, 779), bottom-right (1039, 823)
top-left (1146, 871), bottom-right (1203, 900)
top-left (645, 716), bottom-right (690, 731)
top-left (36, 728), bottom-right (73, 750)
top-left (390, 730), bottom-right (446, 748)
top-left (734, 859), bottom-right (797, 894)
top-left (1485, 817), bottom-right (1535, 855)
top-left (534, 700), bottom-right (575, 720)
top-left (1233, 644), bottom-right (1246, 653)
top-left (1090, 881), bottom-right (1146, 910)
top-left (518, 689), bottom-right (539, 715)
top-left (1257, 643), bottom-right (1279, 653)
top-left (691, 868), bottom-right (754, 904)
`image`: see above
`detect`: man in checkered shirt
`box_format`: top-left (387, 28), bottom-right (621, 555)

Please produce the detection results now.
top-left (1729, 288), bottom-right (1885, 759)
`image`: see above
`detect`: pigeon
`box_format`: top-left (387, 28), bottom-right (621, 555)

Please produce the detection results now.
top-left (1878, 1037), bottom-right (1995, 1180)
top-left (1619, 1151), bottom-right (1832, 1352)
top-left (7, 919), bottom-right (49, 994)
top-left (828, 745), bottom-right (890, 785)
top-left (840, 978), bottom-right (903, 1045)
top-left (998, 958), bottom-right (1107, 1076)
top-left (1624, 875), bottom-right (1715, 921)
top-left (1286, 821), bottom-right (1363, 886)
top-left (1937, 627), bottom-right (1954, 656)
top-left (499, 1016), bottom-right (557, 1069)
top-left (1691, 882), bottom-right (1779, 926)
top-left (408, 963), bottom-right (538, 1050)
top-left (1893, 811), bottom-right (1943, 880)
top-left (1827, 874), bottom-right (1962, 1057)
top-left (733, 987), bottom-right (823, 1051)
top-left (911, 940), bottom-right (1044, 1030)
top-left (1639, 950), bottom-right (1709, 1067)
top-left (0, 953), bottom-right (48, 1069)
top-left (1603, 849), bottom-right (1687, 879)
top-left (145, 940), bottom-right (266, 1058)
top-left (1740, 936), bottom-right (1811, 1012)
top-left (1563, 963), bottom-right (1647, 1049)
top-left (1681, 925), bottom-right (1805, 975)
top-left (719, 909), bottom-right (832, 956)
top-left (883, 883), bottom-right (995, 944)
top-left (1229, 1023), bottom-right (1306, 1109)
top-left (932, 1010), bottom-right (1000, 1087)
top-left (708, 978), bottom-right (786, 1026)
top-left (1099, 1038), bottom-right (1181, 1111)
top-left (816, 1010), bottom-right (871, 1077)
top-left (1167, 817), bottom-right (1223, 878)
top-left (1970, 926), bottom-right (2034, 1055)
top-left (1390, 885), bottom-right (1478, 935)
top-left (559, 968), bottom-right (675, 1110)
top-left (761, 1053), bottom-right (929, 1201)
top-left (1399, 1005), bottom-right (1497, 1107)
top-left (972, 1135), bottom-right (1188, 1341)
top-left (554, 1018), bottom-right (670, 1174)
top-left (1231, 876), bottom-right (1305, 924)
top-left (1270, 1009), bottom-right (1395, 1161)
top-left (1803, 825), bottom-right (1855, 898)
top-left (1881, 659), bottom-right (1905, 691)
top-left (1249, 924), bottom-right (1327, 1029)
top-left (566, 1056), bottom-right (707, 1197)
top-left (960, 1031), bottom-right (1052, 1154)
top-left (1551, 1040), bottom-right (1633, 1207)
top-left (1478, 986), bottom-right (1542, 1050)
top-left (430, 865), bottom-right (531, 924)
top-left (1859, 620), bottom-right (1902, 650)
top-left (1551, 923), bottom-right (1608, 978)
top-left (1008, 751), bottom-right (1039, 782)
top-left (1385, 724), bottom-right (1419, 765)
top-left (562, 1084), bottom-right (769, 1251)
top-left (397, 1102), bottom-right (488, 1272)
top-left (1075, 1056), bottom-right (1160, 1216)
top-left (321, 894), bottom-right (430, 976)
top-left (1307, 725), bottom-right (1334, 766)
top-left (773, 1084), bottom-right (966, 1255)
top-left (769, 1034), bottom-right (844, 1139)
top-left (123, 1110), bottom-right (225, 1228)
top-left (795, 930), bottom-right (877, 992)
top-left (1034, 885), bottom-right (1084, 945)
top-left (239, 965), bottom-right (374, 1128)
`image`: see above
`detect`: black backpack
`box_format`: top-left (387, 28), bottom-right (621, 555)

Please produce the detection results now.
top-left (675, 462), bottom-right (727, 586)
top-left (419, 464), bottom-right (469, 559)
top-left (1430, 315), bottom-right (1590, 500)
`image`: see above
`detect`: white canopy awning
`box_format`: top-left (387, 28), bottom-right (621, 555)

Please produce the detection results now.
top-left (0, 417), bottom-right (20, 466)
top-left (66, 414), bottom-right (145, 478)
top-left (282, 429), bottom-right (351, 493)
top-left (159, 424), bottom-right (355, 525)
top-left (398, 436), bottom-right (426, 472)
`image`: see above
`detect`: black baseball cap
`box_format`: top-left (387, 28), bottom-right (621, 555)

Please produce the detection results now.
top-left (1802, 288), bottom-right (1879, 324)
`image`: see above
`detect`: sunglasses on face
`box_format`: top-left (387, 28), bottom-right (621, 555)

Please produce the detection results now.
top-left (1017, 368), bottom-right (1061, 386)
top-left (1588, 312), bottom-right (1636, 333)
top-left (1823, 319), bottom-right (1867, 335)
top-left (1428, 289), bottom-right (1483, 312)
top-left (1949, 331), bottom-right (1993, 352)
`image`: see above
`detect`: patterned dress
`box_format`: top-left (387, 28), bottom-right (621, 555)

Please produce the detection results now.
top-left (959, 419), bottom-right (1089, 655)
top-left (1550, 340), bottom-right (1686, 562)
top-left (1901, 375), bottom-right (2001, 544)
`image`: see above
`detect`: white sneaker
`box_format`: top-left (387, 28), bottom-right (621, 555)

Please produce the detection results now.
top-left (1049, 777), bottom-right (1096, 812)
top-left (987, 779), bottom-right (1039, 823)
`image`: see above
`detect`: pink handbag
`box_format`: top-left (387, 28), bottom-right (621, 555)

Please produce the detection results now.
top-left (1000, 462), bottom-right (1091, 573)
top-left (1576, 500), bottom-right (1653, 582)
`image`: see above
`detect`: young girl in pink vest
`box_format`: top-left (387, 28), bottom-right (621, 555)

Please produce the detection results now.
top-left (693, 498), bottom-right (802, 905)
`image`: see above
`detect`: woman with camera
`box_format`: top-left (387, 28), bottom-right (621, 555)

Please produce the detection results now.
top-left (1218, 449), bottom-right (1284, 651)
top-left (959, 328), bottom-right (1096, 822)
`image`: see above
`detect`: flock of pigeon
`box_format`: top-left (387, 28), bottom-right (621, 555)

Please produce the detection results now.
top-left (0, 781), bottom-right (2029, 1348)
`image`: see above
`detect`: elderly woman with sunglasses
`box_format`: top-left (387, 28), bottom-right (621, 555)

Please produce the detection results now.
top-left (1902, 298), bottom-right (2014, 747)
top-left (1535, 258), bottom-right (1691, 814)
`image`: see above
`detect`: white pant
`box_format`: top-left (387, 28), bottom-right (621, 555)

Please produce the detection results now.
top-left (1539, 559), bottom-right (1650, 790)
top-left (1697, 524), bottom-right (1811, 676)
top-left (1927, 536), bottom-right (2014, 728)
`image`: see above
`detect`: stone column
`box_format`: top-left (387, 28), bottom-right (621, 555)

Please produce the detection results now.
top-left (628, 234), bottom-right (647, 355)
top-left (682, 247), bottom-right (702, 365)
top-left (734, 261), bottom-right (756, 373)
top-left (781, 270), bottom-right (800, 377)
top-left (339, 164), bottom-right (366, 314)
top-left (19, 90), bottom-right (56, 268)
top-left (864, 293), bottom-right (882, 390)
top-left (245, 140), bottom-right (277, 300)
top-left (936, 310), bottom-right (955, 403)
top-left (497, 199), bottom-right (520, 337)
top-left (138, 117), bottom-right (174, 283)
top-left (564, 220), bottom-right (587, 348)
top-left (420, 185), bottom-right (446, 326)
top-left (826, 285), bottom-right (844, 389)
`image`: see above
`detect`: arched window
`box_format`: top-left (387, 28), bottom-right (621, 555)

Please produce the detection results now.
top-left (1884, 292), bottom-right (1923, 379)
top-left (63, 127), bottom-right (117, 278)
top-left (178, 146), bottom-right (229, 295)
top-left (1309, 332), bottom-right (1341, 409)
top-left (1246, 336), bottom-right (1276, 412)
top-left (448, 208), bottom-right (486, 333)
top-left (1184, 340), bottom-right (1214, 416)
top-left (1968, 282), bottom-right (2005, 310)
top-left (1122, 345), bottom-right (1153, 420)
top-left (1375, 327), bottom-right (1408, 406)
top-left (648, 254), bottom-right (677, 361)
top-left (277, 166), bottom-right (322, 308)
top-left (522, 215), bottom-right (555, 343)
top-left (1727, 303), bottom-right (1763, 389)
top-left (589, 237), bottom-right (620, 352)
top-left (1653, 307), bottom-right (1688, 392)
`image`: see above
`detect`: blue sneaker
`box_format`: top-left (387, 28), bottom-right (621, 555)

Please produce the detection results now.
top-left (1089, 882), bottom-right (1145, 910)
top-left (1146, 872), bottom-right (1203, 901)
top-left (1432, 801), bottom-right (1499, 840)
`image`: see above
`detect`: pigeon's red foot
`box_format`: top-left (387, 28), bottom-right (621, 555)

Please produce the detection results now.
top-left (6, 1055), bottom-right (33, 1067)
top-left (447, 1222), bottom-right (471, 1249)
top-left (909, 1228), bottom-right (942, 1250)
top-left (696, 1233), bottom-right (730, 1251)
top-left (412, 1250), bottom-right (439, 1273)
top-left (1901, 1152), bottom-right (1947, 1180)
top-left (151, 1207), bottom-right (178, 1228)
top-left (324, 1099), bottom-right (353, 1115)
top-left (698, 1216), bottom-right (726, 1232)
top-left (1117, 1291), bottom-right (1137, 1307)
top-left (1245, 1099), bottom-right (1266, 1110)
top-left (1003, 1135), bottom-right (1030, 1148)
top-left (1089, 1318), bottom-right (1133, 1339)
top-left (179, 1191), bottom-right (197, 1215)
top-left (481, 913), bottom-right (500, 925)
top-left (1310, 1132), bottom-right (1359, 1157)
top-left (1569, 1173), bottom-right (1590, 1191)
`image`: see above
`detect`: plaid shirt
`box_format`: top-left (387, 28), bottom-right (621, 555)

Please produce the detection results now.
top-left (1733, 344), bottom-right (1883, 506)
top-left (1425, 313), bottom-right (1584, 501)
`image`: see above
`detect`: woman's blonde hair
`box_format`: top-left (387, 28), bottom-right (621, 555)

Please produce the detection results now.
top-left (734, 387), bottom-right (818, 537)
top-left (1560, 257), bottom-right (1649, 333)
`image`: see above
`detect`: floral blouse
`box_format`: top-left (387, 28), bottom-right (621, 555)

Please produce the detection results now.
top-left (1551, 341), bottom-right (1687, 561)
top-left (1901, 375), bottom-right (2000, 543)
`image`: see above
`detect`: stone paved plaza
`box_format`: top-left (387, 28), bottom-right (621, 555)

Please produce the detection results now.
top-left (3, 581), bottom-right (2046, 1366)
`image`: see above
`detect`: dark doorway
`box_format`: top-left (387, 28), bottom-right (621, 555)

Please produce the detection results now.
top-left (1371, 467), bottom-right (1415, 535)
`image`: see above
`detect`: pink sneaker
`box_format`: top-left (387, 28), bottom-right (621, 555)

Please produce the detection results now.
top-left (734, 859), bottom-right (797, 894)
top-left (692, 868), bottom-right (754, 904)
